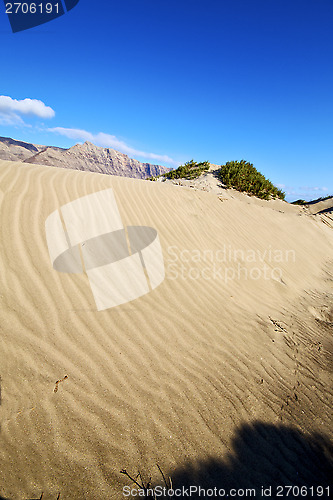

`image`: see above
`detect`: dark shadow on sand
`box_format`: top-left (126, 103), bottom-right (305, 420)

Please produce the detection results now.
top-left (318, 206), bottom-right (333, 215)
top-left (166, 422), bottom-right (332, 499)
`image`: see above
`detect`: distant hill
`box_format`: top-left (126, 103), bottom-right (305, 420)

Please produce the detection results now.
top-left (0, 136), bottom-right (171, 179)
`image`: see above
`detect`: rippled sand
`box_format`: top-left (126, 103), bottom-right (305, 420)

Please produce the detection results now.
top-left (0, 160), bottom-right (332, 499)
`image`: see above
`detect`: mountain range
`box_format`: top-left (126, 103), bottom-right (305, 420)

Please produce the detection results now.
top-left (0, 136), bottom-right (171, 179)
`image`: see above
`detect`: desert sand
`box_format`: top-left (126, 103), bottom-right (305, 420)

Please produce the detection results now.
top-left (0, 159), bottom-right (332, 499)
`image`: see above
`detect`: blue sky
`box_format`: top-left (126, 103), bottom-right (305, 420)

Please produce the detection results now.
top-left (0, 0), bottom-right (332, 202)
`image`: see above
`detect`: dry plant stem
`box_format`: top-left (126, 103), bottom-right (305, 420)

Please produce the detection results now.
top-left (54, 375), bottom-right (68, 393)
top-left (120, 465), bottom-right (172, 499)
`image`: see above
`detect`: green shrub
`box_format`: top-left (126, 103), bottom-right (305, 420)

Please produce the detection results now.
top-left (218, 160), bottom-right (285, 200)
top-left (163, 159), bottom-right (210, 180)
top-left (291, 199), bottom-right (307, 205)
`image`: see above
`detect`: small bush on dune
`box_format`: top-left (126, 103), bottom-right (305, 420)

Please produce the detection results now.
top-left (291, 199), bottom-right (307, 205)
top-left (163, 159), bottom-right (211, 180)
top-left (218, 160), bottom-right (285, 200)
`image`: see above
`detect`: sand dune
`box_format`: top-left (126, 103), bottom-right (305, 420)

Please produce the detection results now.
top-left (304, 196), bottom-right (333, 214)
top-left (0, 160), bottom-right (332, 499)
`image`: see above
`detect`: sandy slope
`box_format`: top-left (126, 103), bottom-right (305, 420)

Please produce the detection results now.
top-left (0, 160), bottom-right (332, 499)
top-left (304, 197), bottom-right (333, 215)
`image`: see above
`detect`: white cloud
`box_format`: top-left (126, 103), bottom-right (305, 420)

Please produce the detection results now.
top-left (0, 95), bottom-right (55, 125)
top-left (0, 112), bottom-right (24, 126)
top-left (49, 127), bottom-right (93, 142)
top-left (298, 186), bottom-right (328, 193)
top-left (285, 185), bottom-right (331, 202)
top-left (48, 126), bottom-right (177, 166)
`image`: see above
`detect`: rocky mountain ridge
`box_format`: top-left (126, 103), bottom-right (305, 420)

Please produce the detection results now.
top-left (0, 136), bottom-right (171, 179)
